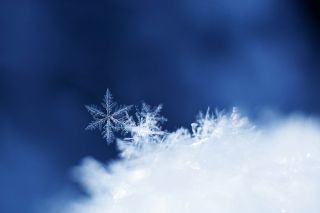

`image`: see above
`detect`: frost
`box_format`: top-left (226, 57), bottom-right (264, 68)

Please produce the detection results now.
top-left (191, 107), bottom-right (252, 143)
top-left (191, 108), bottom-right (217, 140)
top-left (85, 89), bottom-right (132, 144)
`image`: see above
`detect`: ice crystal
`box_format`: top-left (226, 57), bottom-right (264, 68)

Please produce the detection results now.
top-left (116, 103), bottom-right (167, 158)
top-left (191, 108), bottom-right (216, 140)
top-left (86, 90), bottom-right (168, 148)
top-left (191, 107), bottom-right (252, 144)
top-left (85, 89), bottom-right (132, 144)
top-left (127, 103), bottom-right (167, 144)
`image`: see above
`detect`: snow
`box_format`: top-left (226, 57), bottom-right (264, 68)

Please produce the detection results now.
top-left (61, 90), bottom-right (320, 213)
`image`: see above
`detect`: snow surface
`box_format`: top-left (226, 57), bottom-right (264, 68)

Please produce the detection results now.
top-left (62, 108), bottom-right (320, 213)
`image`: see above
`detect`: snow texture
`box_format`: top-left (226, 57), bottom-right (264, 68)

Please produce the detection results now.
top-left (61, 99), bottom-right (320, 213)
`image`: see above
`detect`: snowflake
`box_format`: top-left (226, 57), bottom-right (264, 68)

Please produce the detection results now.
top-left (191, 108), bottom-right (216, 140)
top-left (126, 102), bottom-right (167, 146)
top-left (191, 107), bottom-right (252, 144)
top-left (85, 89), bottom-right (132, 144)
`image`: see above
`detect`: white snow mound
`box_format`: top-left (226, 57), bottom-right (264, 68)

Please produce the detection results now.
top-left (64, 109), bottom-right (320, 213)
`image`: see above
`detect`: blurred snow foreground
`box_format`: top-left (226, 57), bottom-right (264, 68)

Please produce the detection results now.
top-left (65, 90), bottom-right (320, 213)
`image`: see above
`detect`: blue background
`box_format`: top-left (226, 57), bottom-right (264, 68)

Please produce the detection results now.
top-left (0, 0), bottom-right (320, 212)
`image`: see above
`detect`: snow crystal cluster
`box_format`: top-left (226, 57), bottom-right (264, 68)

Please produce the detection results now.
top-left (86, 89), bottom-right (166, 143)
top-left (62, 90), bottom-right (320, 213)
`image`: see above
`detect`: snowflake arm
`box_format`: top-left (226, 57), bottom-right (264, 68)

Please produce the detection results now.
top-left (85, 105), bottom-right (106, 118)
top-left (85, 105), bottom-right (106, 130)
top-left (102, 89), bottom-right (115, 115)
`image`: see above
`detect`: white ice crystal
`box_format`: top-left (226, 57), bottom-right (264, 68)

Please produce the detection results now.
top-left (61, 92), bottom-right (320, 213)
top-left (86, 91), bottom-right (168, 156)
top-left (85, 89), bottom-right (132, 144)
top-left (117, 103), bottom-right (167, 159)
top-left (126, 103), bottom-right (167, 143)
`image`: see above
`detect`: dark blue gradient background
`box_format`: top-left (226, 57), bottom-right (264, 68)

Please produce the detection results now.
top-left (1, 0), bottom-right (320, 212)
